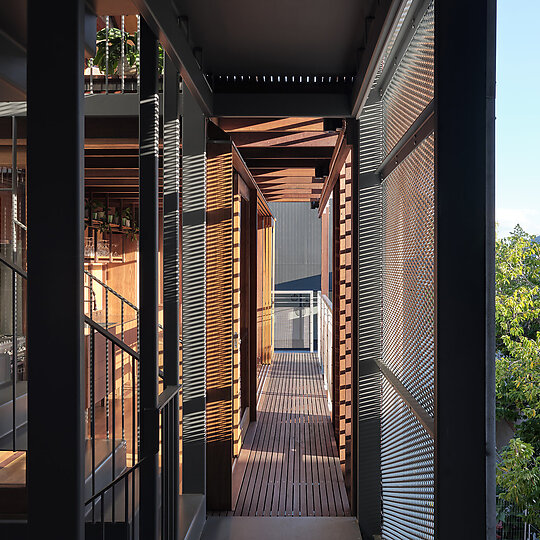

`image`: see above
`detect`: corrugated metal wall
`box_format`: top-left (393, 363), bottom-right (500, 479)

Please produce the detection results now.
top-left (269, 202), bottom-right (321, 291)
top-left (269, 202), bottom-right (320, 350)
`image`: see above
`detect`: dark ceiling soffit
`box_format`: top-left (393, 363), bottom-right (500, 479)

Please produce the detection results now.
top-left (131, 0), bottom-right (213, 116)
top-left (213, 92), bottom-right (351, 119)
top-left (232, 141), bottom-right (273, 219)
top-left (351, 0), bottom-right (406, 118)
top-left (318, 126), bottom-right (350, 217)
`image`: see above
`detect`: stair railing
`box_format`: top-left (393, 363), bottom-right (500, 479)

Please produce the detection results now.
top-left (0, 253), bottom-right (27, 452)
top-left (84, 314), bottom-right (141, 533)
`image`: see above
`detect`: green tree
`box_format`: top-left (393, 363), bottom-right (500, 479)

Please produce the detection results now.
top-left (496, 225), bottom-right (540, 529)
top-left (496, 225), bottom-right (540, 430)
top-left (496, 438), bottom-right (540, 530)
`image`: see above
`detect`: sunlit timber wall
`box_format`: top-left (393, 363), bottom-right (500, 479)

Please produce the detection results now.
top-left (333, 151), bottom-right (354, 499)
top-left (206, 141), bottom-right (236, 510)
top-left (257, 214), bottom-right (275, 368)
top-left (357, 1), bottom-right (436, 538)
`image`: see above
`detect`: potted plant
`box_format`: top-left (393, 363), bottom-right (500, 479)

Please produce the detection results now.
top-left (91, 28), bottom-right (165, 76)
top-left (107, 206), bottom-right (118, 225)
top-left (93, 201), bottom-right (105, 221)
top-left (121, 207), bottom-right (132, 228)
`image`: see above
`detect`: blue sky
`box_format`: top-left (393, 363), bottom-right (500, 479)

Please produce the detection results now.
top-left (496, 0), bottom-right (540, 237)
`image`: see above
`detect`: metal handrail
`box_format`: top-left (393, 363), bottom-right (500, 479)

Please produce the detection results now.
top-left (85, 269), bottom-right (138, 312)
top-left (84, 315), bottom-right (140, 360)
top-left (321, 293), bottom-right (332, 310)
top-left (0, 252), bottom-right (27, 279)
top-left (85, 269), bottom-right (165, 331)
top-left (158, 384), bottom-right (181, 411)
top-left (84, 458), bottom-right (144, 506)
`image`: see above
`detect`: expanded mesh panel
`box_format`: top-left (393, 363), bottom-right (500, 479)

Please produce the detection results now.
top-left (381, 378), bottom-right (434, 539)
top-left (381, 134), bottom-right (434, 417)
top-left (382, 2), bottom-right (434, 156)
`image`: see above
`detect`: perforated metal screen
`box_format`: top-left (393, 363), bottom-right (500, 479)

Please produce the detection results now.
top-left (378, 2), bottom-right (435, 538)
top-left (382, 2), bottom-right (434, 156)
top-left (381, 135), bottom-right (435, 417)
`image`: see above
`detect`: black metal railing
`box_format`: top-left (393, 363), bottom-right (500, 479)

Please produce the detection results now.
top-left (158, 383), bottom-right (181, 538)
top-left (84, 308), bottom-right (179, 538)
top-left (0, 253), bottom-right (27, 452)
top-left (85, 15), bottom-right (140, 95)
top-left (84, 314), bottom-right (141, 534)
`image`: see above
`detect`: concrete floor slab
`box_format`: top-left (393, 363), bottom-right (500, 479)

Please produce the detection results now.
top-left (201, 516), bottom-right (363, 540)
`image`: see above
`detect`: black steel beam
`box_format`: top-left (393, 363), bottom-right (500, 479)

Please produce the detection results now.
top-left (27, 0), bottom-right (87, 537)
top-left (213, 92), bottom-right (351, 118)
top-left (351, 0), bottom-right (403, 118)
top-left (131, 0), bottom-right (213, 116)
top-left (434, 0), bottom-right (496, 538)
top-left (139, 18), bottom-right (160, 540)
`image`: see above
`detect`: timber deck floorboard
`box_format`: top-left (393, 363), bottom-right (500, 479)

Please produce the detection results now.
top-left (230, 352), bottom-right (349, 517)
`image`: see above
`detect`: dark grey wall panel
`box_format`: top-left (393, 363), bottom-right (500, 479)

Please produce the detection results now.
top-left (269, 202), bottom-right (321, 291)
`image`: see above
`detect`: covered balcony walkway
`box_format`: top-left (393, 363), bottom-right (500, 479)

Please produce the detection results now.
top-left (212, 352), bottom-right (349, 517)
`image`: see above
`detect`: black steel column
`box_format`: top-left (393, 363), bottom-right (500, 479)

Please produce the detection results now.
top-left (163, 53), bottom-right (181, 535)
top-left (27, 0), bottom-right (87, 537)
top-left (139, 18), bottom-right (160, 540)
top-left (181, 84), bottom-right (207, 496)
top-left (434, 1), bottom-right (496, 538)
top-left (355, 98), bottom-right (383, 537)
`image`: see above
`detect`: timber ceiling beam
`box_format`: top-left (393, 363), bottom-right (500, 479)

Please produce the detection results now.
top-left (239, 147), bottom-right (333, 160)
top-left (228, 131), bottom-right (338, 148)
top-left (218, 118), bottom-right (326, 132)
top-left (247, 159), bottom-right (329, 169)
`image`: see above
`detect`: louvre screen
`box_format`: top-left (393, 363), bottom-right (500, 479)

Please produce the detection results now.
top-left (363, 1), bottom-right (436, 538)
